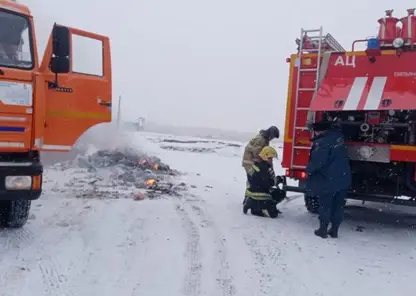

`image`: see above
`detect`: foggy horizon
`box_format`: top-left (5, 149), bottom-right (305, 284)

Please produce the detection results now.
top-left (21, 0), bottom-right (416, 133)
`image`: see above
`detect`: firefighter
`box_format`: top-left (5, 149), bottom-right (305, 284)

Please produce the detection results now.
top-left (306, 120), bottom-right (352, 238)
top-left (243, 146), bottom-right (285, 218)
top-left (241, 126), bottom-right (280, 204)
top-left (242, 126), bottom-right (280, 174)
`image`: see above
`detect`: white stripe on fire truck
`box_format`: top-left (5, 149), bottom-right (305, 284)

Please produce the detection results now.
top-left (343, 77), bottom-right (367, 110)
top-left (363, 77), bottom-right (387, 110)
top-left (0, 116), bottom-right (26, 122)
top-left (41, 144), bottom-right (72, 150)
top-left (0, 142), bottom-right (24, 148)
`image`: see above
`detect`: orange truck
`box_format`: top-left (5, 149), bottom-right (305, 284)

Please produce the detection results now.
top-left (0, 0), bottom-right (112, 227)
top-left (282, 9), bottom-right (416, 213)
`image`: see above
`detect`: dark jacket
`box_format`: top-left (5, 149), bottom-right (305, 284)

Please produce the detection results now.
top-left (305, 128), bottom-right (352, 196)
top-left (245, 160), bottom-right (275, 200)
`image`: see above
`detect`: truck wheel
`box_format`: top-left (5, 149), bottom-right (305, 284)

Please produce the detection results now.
top-left (0, 200), bottom-right (31, 228)
top-left (304, 195), bottom-right (319, 214)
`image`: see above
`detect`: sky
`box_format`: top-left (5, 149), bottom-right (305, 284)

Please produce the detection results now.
top-left (20, 0), bottom-right (416, 133)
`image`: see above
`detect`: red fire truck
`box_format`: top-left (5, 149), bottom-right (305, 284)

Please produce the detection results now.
top-left (282, 9), bottom-right (416, 213)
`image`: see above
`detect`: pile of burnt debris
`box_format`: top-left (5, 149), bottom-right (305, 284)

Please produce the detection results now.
top-left (46, 148), bottom-right (186, 200)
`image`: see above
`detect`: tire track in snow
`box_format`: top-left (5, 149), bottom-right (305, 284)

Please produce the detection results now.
top-left (189, 203), bottom-right (236, 295)
top-left (0, 227), bottom-right (74, 296)
top-left (245, 234), bottom-right (287, 295)
top-left (175, 203), bottom-right (202, 296)
top-left (34, 202), bottom-right (93, 296)
top-left (184, 194), bottom-right (236, 296)
top-left (0, 228), bottom-right (36, 295)
top-left (38, 252), bottom-right (74, 296)
top-left (116, 215), bottom-right (146, 293)
top-left (243, 226), bottom-right (306, 295)
top-left (0, 227), bottom-right (35, 257)
top-left (25, 230), bottom-right (75, 296)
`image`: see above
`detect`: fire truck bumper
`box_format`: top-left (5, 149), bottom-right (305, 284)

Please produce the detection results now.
top-left (0, 189), bottom-right (42, 200)
top-left (0, 162), bottom-right (43, 201)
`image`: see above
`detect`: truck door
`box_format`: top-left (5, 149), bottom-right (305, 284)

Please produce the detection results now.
top-left (36, 26), bottom-right (112, 151)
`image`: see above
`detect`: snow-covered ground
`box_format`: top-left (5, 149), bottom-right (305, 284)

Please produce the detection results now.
top-left (0, 130), bottom-right (415, 296)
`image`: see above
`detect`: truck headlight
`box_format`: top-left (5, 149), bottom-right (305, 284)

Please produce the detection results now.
top-left (5, 176), bottom-right (32, 190)
top-left (393, 37), bottom-right (404, 48)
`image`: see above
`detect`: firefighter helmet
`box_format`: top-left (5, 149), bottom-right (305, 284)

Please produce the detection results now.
top-left (265, 126), bottom-right (280, 139)
top-left (259, 146), bottom-right (278, 161)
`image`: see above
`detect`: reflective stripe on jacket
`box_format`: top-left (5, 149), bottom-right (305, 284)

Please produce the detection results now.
top-left (245, 162), bottom-right (275, 201)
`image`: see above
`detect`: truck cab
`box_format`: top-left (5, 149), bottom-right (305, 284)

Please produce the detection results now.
top-left (0, 0), bottom-right (112, 227)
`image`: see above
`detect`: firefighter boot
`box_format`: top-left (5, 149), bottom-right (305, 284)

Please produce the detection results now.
top-left (243, 197), bottom-right (251, 214)
top-left (314, 221), bottom-right (329, 238)
top-left (328, 225), bottom-right (339, 238)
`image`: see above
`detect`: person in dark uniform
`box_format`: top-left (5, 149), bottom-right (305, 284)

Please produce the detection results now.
top-left (243, 146), bottom-right (285, 218)
top-left (306, 120), bottom-right (352, 238)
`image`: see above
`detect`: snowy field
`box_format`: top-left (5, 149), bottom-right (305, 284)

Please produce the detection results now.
top-left (0, 130), bottom-right (415, 296)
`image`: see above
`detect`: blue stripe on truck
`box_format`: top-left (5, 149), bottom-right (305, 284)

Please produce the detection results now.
top-left (0, 126), bottom-right (25, 132)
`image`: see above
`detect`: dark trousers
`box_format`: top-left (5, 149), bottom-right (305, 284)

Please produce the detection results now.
top-left (318, 190), bottom-right (347, 227)
top-left (244, 190), bottom-right (284, 218)
top-left (245, 198), bottom-right (279, 218)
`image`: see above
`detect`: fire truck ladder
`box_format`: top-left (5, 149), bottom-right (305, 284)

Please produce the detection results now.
top-left (290, 27), bottom-right (323, 169)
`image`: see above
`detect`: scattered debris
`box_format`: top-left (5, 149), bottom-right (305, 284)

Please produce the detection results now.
top-left (45, 148), bottom-right (186, 200)
top-left (134, 192), bottom-right (146, 201)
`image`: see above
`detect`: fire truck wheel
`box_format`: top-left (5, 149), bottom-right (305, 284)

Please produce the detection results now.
top-left (0, 200), bottom-right (31, 228)
top-left (304, 195), bottom-right (319, 214)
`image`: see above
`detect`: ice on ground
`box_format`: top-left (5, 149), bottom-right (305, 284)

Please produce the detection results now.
top-left (1, 128), bottom-right (415, 296)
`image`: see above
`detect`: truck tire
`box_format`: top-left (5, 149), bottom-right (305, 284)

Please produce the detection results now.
top-left (297, 179), bottom-right (320, 214)
top-left (0, 200), bottom-right (31, 228)
top-left (304, 195), bottom-right (319, 214)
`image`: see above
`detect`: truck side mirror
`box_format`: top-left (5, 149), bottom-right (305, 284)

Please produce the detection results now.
top-left (50, 56), bottom-right (69, 73)
top-left (50, 25), bottom-right (70, 74)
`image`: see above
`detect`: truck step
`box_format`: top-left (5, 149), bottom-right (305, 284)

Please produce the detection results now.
top-left (293, 146), bottom-right (311, 149)
top-left (292, 165), bottom-right (307, 169)
top-left (296, 107), bottom-right (310, 111)
top-left (299, 68), bottom-right (318, 72)
top-left (298, 88), bottom-right (316, 91)
top-left (294, 126), bottom-right (309, 130)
